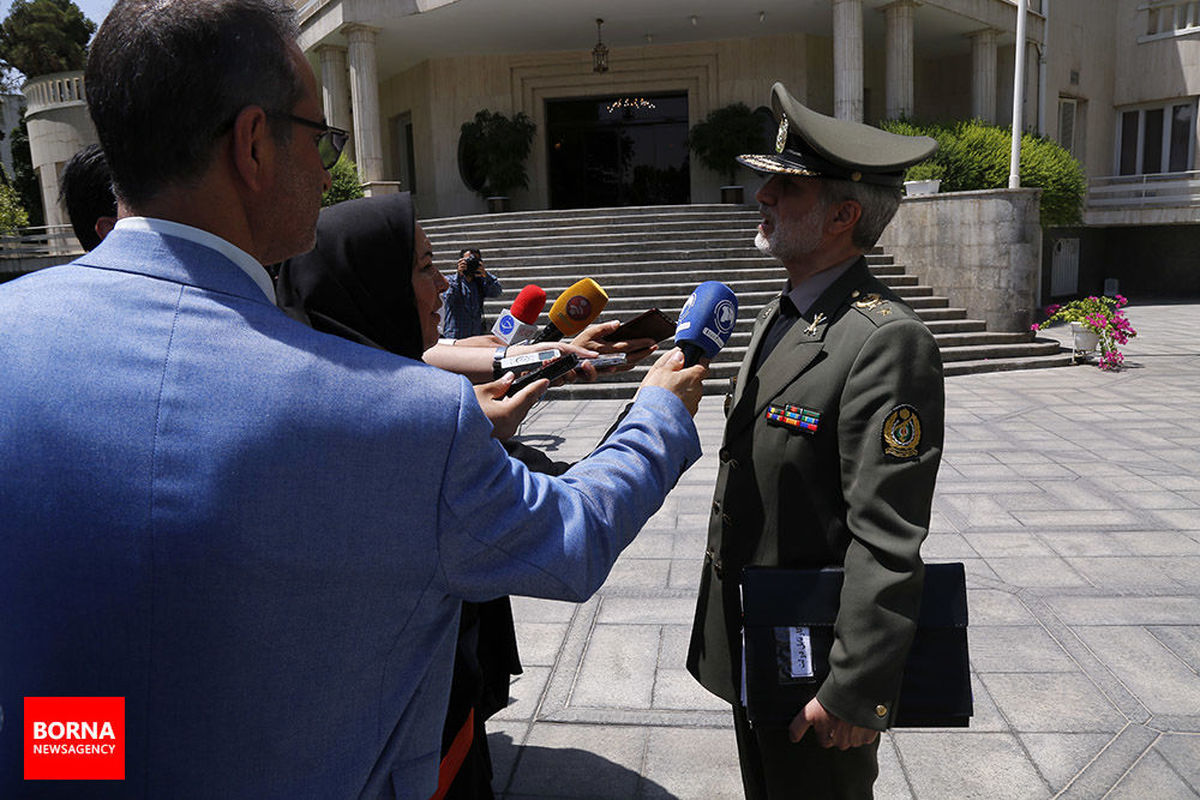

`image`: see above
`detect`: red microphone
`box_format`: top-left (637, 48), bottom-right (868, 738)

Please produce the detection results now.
top-left (491, 284), bottom-right (547, 344)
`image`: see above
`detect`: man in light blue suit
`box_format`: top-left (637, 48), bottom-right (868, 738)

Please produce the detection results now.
top-left (0, 1), bottom-right (706, 797)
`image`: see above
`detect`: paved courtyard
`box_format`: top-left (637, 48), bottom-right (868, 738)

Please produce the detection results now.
top-left (494, 303), bottom-right (1200, 800)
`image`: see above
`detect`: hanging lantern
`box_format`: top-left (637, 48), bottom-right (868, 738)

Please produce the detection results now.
top-left (592, 18), bottom-right (609, 73)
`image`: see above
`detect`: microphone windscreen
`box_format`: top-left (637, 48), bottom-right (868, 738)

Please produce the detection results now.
top-left (675, 281), bottom-right (739, 360)
top-left (547, 278), bottom-right (608, 338)
top-left (511, 285), bottom-right (547, 324)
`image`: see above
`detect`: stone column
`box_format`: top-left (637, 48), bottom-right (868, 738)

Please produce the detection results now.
top-left (316, 44), bottom-right (352, 162)
top-left (832, 0), bottom-right (864, 121)
top-left (345, 25), bottom-right (384, 188)
top-left (883, 1), bottom-right (917, 120)
top-left (970, 28), bottom-right (998, 123)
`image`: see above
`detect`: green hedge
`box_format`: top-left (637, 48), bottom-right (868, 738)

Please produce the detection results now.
top-left (879, 118), bottom-right (1086, 227)
top-left (322, 158), bottom-right (365, 207)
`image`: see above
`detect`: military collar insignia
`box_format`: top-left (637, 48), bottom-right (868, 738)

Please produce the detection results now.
top-left (776, 114), bottom-right (789, 154)
top-left (882, 404), bottom-right (922, 458)
top-left (803, 312), bottom-right (826, 337)
top-left (766, 403), bottom-right (820, 434)
top-left (852, 291), bottom-right (893, 316)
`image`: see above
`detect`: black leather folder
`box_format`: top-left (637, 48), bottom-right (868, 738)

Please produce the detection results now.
top-left (740, 562), bottom-right (972, 728)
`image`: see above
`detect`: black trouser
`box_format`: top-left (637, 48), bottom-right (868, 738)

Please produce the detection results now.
top-left (732, 705), bottom-right (880, 800)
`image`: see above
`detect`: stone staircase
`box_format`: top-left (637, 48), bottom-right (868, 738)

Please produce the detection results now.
top-left (421, 205), bottom-right (1070, 398)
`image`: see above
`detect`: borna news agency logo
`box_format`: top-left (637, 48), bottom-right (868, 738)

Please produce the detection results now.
top-left (23, 696), bottom-right (125, 781)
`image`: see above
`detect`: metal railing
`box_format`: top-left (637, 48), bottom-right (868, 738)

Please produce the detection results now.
top-left (1086, 170), bottom-right (1200, 209)
top-left (0, 225), bottom-right (82, 259)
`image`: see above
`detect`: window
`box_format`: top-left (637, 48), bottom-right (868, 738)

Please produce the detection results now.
top-left (1141, 2), bottom-right (1200, 40)
top-left (1058, 98), bottom-right (1077, 155)
top-left (1116, 99), bottom-right (1196, 175)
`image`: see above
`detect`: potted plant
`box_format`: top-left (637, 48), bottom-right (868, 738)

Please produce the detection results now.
top-left (457, 110), bottom-right (536, 213)
top-left (1031, 294), bottom-right (1137, 370)
top-left (903, 160), bottom-right (944, 196)
top-left (687, 103), bottom-right (768, 205)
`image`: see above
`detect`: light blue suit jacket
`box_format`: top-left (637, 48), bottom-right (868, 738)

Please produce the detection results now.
top-left (0, 228), bottom-right (700, 799)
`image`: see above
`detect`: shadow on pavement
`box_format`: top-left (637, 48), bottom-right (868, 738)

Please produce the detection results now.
top-left (489, 731), bottom-right (681, 800)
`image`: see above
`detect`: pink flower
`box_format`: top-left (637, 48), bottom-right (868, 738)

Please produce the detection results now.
top-left (1045, 304), bottom-right (1061, 315)
top-left (1030, 323), bottom-right (1040, 331)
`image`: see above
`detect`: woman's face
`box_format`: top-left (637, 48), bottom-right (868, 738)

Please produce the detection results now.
top-left (412, 224), bottom-right (449, 351)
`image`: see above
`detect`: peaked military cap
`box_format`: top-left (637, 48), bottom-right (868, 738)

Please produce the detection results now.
top-left (737, 82), bottom-right (937, 188)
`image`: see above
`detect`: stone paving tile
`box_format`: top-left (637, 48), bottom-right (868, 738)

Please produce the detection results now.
top-left (1065, 556), bottom-right (1183, 591)
top-left (978, 672), bottom-right (1127, 732)
top-left (892, 732), bottom-right (1051, 799)
top-left (963, 532), bottom-right (1057, 558)
top-left (967, 589), bottom-right (1038, 626)
top-left (642, 726), bottom-right (743, 800)
top-left (513, 622), bottom-right (570, 667)
top-left (1156, 733), bottom-right (1200, 793)
top-left (876, 735), bottom-right (916, 800)
top-left (1074, 627), bottom-right (1200, 715)
top-left (1105, 749), bottom-right (1200, 800)
top-left (603, 558), bottom-right (671, 590)
top-left (1016, 732), bottom-right (1116, 793)
top-left (510, 596), bottom-right (578, 624)
top-left (652, 668), bottom-right (727, 712)
top-left (597, 596), bottom-right (696, 625)
top-left (1110, 530), bottom-right (1200, 555)
top-left (969, 625), bottom-right (1078, 673)
top-left (921, 532), bottom-right (978, 560)
top-left (1148, 626), bottom-right (1200, 670)
top-left (571, 625), bottom-right (659, 709)
top-left (1039, 530), bottom-right (1134, 557)
top-left (493, 666), bottom-right (550, 723)
top-left (982, 556), bottom-right (1091, 588)
top-left (505, 723), bottom-right (648, 798)
top-left (1045, 596), bottom-right (1200, 625)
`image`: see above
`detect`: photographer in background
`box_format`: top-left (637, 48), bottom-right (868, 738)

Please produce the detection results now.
top-left (442, 247), bottom-right (502, 338)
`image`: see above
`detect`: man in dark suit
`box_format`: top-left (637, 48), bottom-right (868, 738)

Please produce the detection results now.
top-left (687, 84), bottom-right (945, 799)
top-left (0, 1), bottom-right (706, 797)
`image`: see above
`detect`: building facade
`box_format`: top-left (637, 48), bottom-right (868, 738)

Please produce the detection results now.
top-left (17, 0), bottom-right (1200, 294)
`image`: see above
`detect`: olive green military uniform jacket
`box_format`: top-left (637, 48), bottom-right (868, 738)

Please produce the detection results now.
top-left (687, 257), bottom-right (944, 731)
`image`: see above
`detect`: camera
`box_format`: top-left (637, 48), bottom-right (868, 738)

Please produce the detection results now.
top-left (463, 251), bottom-right (482, 276)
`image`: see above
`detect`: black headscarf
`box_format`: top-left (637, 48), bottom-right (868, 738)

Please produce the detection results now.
top-left (276, 192), bottom-right (424, 360)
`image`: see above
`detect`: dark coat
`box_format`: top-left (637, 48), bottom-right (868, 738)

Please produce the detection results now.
top-left (687, 257), bottom-right (945, 731)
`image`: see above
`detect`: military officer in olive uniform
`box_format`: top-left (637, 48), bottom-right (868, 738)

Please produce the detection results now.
top-left (686, 84), bottom-right (945, 799)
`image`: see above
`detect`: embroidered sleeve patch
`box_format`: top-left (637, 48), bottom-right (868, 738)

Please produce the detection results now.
top-left (882, 404), bottom-right (922, 458)
top-left (766, 404), bottom-right (820, 434)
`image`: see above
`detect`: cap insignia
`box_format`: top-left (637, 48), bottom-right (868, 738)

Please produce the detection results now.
top-left (776, 115), bottom-right (789, 154)
top-left (882, 404), bottom-right (921, 459)
top-left (850, 171), bottom-right (863, 182)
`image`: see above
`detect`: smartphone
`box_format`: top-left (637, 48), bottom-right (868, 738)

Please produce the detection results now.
top-left (499, 349), bottom-right (561, 375)
top-left (505, 354), bottom-right (580, 397)
top-left (585, 354), bottom-right (627, 369)
top-left (602, 308), bottom-right (676, 344)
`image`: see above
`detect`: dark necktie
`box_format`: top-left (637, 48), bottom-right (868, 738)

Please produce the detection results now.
top-left (753, 295), bottom-right (799, 372)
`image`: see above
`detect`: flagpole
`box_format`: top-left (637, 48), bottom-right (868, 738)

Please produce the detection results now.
top-left (1009, 0), bottom-right (1028, 188)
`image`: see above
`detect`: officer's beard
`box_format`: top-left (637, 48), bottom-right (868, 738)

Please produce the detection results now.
top-left (755, 200), bottom-right (827, 264)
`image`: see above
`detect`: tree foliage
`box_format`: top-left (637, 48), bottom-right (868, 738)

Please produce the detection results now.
top-left (458, 110), bottom-right (536, 199)
top-left (880, 117), bottom-right (1087, 227)
top-left (322, 157), bottom-right (365, 207)
top-left (0, 181), bottom-right (28, 233)
top-left (0, 0), bottom-right (95, 80)
top-left (9, 115), bottom-right (43, 226)
top-left (687, 103), bottom-right (768, 185)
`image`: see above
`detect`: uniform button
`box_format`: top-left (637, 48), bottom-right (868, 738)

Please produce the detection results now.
top-left (730, 459), bottom-right (740, 470)
top-left (722, 513), bottom-right (734, 527)
top-left (719, 448), bottom-right (731, 462)
top-left (711, 502), bottom-right (720, 515)
top-left (875, 705), bottom-right (888, 718)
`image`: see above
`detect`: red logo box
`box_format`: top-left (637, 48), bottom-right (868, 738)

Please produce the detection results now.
top-left (24, 697), bottom-right (125, 780)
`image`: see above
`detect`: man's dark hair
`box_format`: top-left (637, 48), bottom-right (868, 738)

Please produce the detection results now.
top-left (458, 248), bottom-right (482, 259)
top-left (58, 144), bottom-right (116, 251)
top-left (85, 0), bottom-right (303, 208)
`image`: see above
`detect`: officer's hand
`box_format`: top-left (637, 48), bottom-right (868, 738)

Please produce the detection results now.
top-left (473, 373), bottom-right (548, 440)
top-left (788, 697), bottom-right (879, 751)
top-left (637, 348), bottom-right (706, 416)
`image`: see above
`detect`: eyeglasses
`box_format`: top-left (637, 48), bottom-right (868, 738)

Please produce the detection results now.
top-left (269, 112), bottom-right (349, 170)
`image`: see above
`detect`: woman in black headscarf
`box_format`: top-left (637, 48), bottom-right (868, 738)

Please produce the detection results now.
top-left (277, 193), bottom-right (522, 800)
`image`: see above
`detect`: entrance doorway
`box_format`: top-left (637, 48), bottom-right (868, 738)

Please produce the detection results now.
top-left (547, 93), bottom-right (689, 209)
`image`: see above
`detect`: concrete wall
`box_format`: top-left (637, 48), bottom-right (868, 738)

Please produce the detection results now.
top-left (1045, 224), bottom-right (1200, 300)
top-left (877, 188), bottom-right (1043, 332)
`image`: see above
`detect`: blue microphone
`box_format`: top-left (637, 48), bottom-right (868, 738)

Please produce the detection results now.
top-left (674, 281), bottom-right (738, 367)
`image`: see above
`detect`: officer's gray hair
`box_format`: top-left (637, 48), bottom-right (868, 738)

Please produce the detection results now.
top-left (817, 179), bottom-right (902, 251)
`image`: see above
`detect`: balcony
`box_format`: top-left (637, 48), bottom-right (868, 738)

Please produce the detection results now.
top-left (1084, 171), bottom-right (1200, 226)
top-left (22, 71), bottom-right (86, 116)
